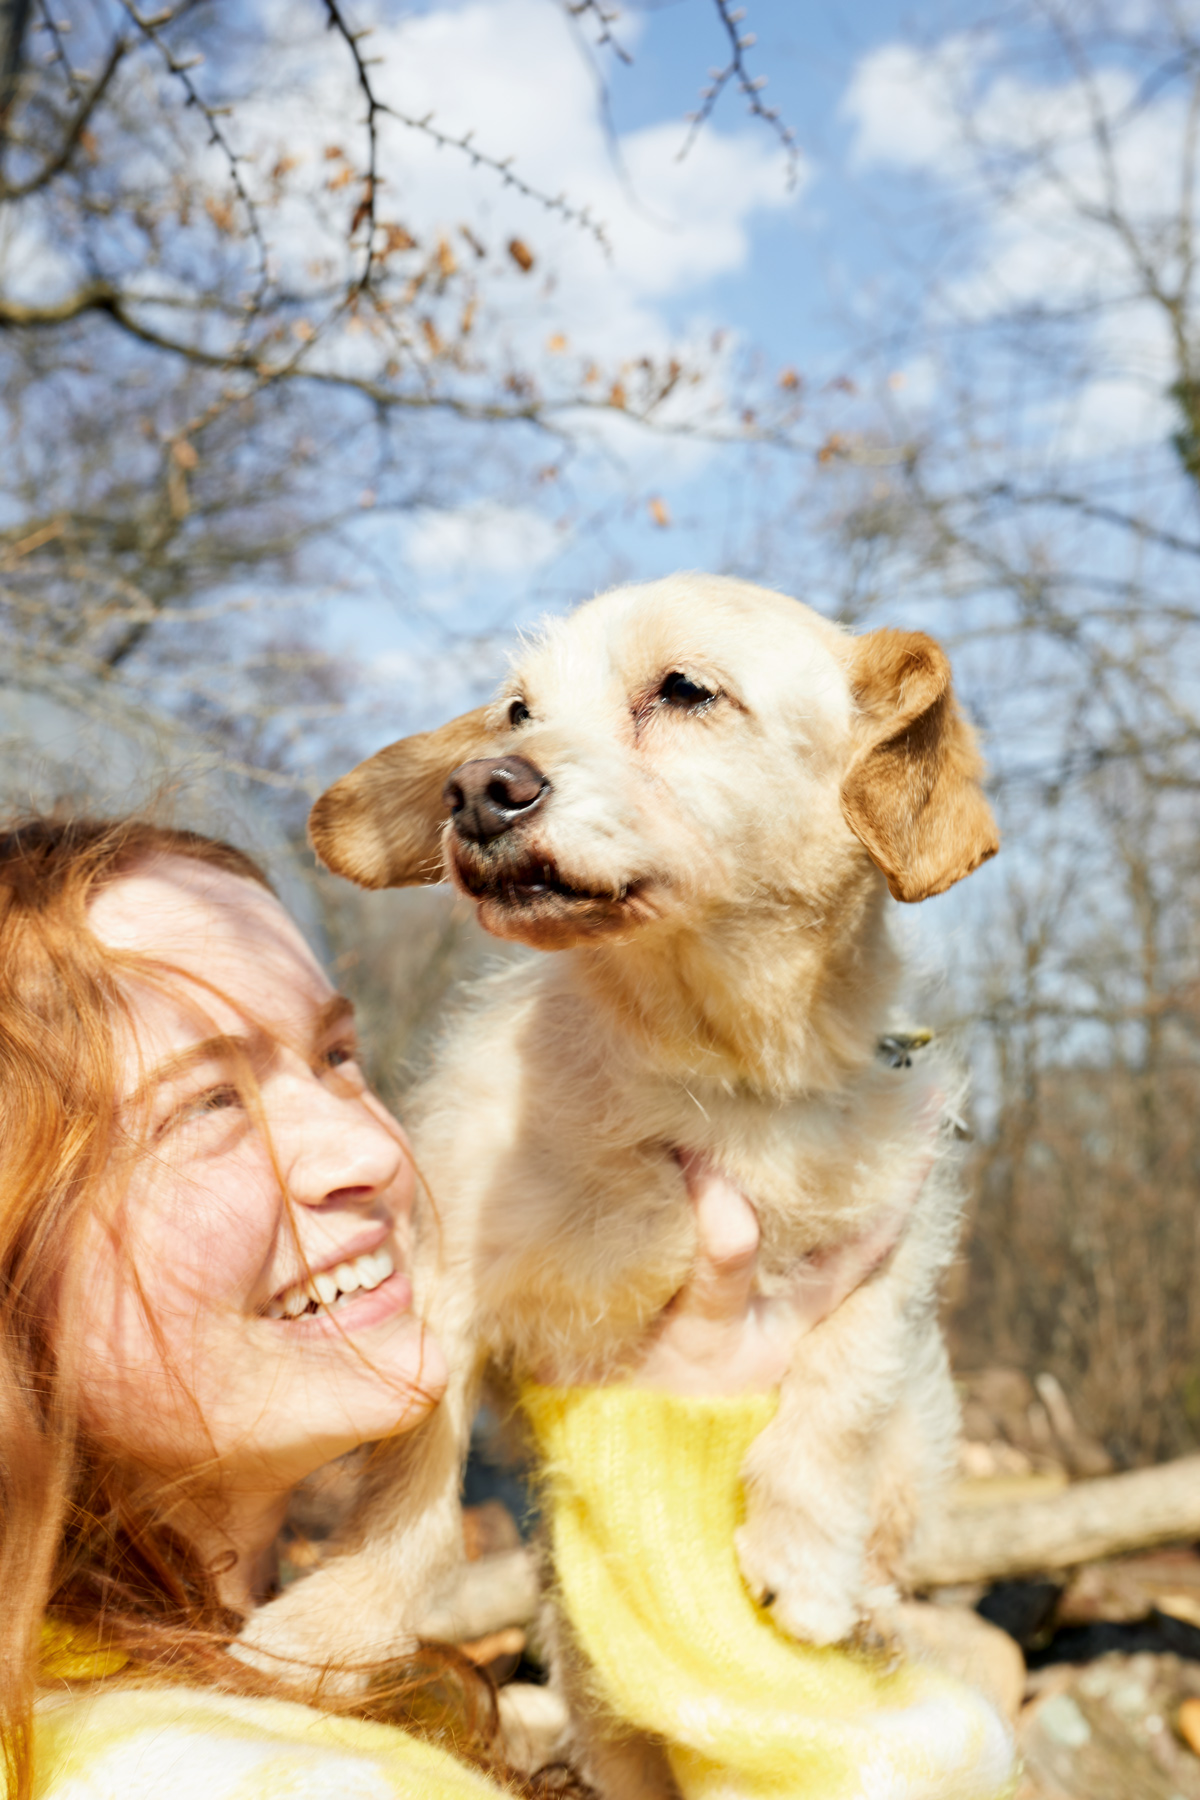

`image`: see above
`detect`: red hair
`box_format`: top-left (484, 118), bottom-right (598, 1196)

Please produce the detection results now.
top-left (0, 816), bottom-right (573, 1799)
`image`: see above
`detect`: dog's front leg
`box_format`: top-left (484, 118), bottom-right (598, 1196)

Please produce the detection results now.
top-left (734, 1270), bottom-right (912, 1648)
top-left (237, 1342), bottom-right (482, 1683)
top-left (547, 1596), bottom-right (682, 1800)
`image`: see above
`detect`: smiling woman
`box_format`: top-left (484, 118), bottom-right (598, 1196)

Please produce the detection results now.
top-left (0, 815), bottom-right (500, 1799)
top-left (76, 847), bottom-right (445, 1580)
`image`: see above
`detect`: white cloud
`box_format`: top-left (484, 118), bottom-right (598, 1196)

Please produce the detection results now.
top-left (842, 34), bottom-right (1190, 450)
top-left (405, 500), bottom-right (562, 576)
top-left (843, 39), bottom-right (979, 173)
top-left (0, 206), bottom-right (77, 306)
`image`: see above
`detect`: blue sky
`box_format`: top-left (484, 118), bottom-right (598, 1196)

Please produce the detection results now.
top-left (596, 0), bottom-right (935, 356)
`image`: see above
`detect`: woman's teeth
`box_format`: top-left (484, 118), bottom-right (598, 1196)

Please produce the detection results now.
top-left (264, 1246), bottom-right (395, 1319)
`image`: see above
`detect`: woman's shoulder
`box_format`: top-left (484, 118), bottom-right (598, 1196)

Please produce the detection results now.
top-left (33, 1681), bottom-right (505, 1799)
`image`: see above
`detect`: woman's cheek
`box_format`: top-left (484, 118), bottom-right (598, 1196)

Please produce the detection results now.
top-left (152, 1157), bottom-right (279, 1317)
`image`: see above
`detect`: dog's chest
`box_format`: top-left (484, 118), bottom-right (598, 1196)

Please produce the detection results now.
top-left (414, 968), bottom-right (938, 1332)
top-left (610, 1053), bottom-right (936, 1261)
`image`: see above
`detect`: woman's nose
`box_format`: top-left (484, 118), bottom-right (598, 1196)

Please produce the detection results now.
top-left (278, 1076), bottom-right (407, 1209)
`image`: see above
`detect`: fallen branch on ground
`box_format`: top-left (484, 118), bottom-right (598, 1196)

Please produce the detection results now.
top-left (910, 1454), bottom-right (1200, 1588)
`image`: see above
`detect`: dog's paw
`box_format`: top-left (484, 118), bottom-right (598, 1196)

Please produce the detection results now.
top-left (763, 1584), bottom-right (865, 1649)
top-left (735, 1521), bottom-right (862, 1647)
top-left (845, 1609), bottom-right (903, 1670)
top-left (234, 1567), bottom-right (410, 1691)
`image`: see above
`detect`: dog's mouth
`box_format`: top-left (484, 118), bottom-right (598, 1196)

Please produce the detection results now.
top-left (451, 842), bottom-right (643, 915)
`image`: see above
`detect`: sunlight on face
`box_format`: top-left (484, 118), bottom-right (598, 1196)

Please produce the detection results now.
top-left (73, 854), bottom-right (447, 1506)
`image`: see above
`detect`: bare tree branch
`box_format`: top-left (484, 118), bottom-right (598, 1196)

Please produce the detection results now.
top-left (32, 0), bottom-right (78, 95)
top-left (0, 32), bottom-right (126, 199)
top-left (320, 0), bottom-right (381, 288)
top-left (323, 0), bottom-right (611, 261)
top-left (0, 0), bottom-right (32, 138)
top-left (0, 280), bottom-right (815, 451)
top-left (563, 1), bottom-right (632, 65)
top-left (970, 483), bottom-right (1200, 562)
top-left (680, 0), bottom-right (800, 187)
top-left (118, 0), bottom-right (272, 311)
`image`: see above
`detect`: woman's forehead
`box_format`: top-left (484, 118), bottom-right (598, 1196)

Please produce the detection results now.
top-left (88, 854), bottom-right (331, 1049)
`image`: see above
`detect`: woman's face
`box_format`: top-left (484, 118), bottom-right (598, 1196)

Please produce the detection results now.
top-left (75, 854), bottom-right (446, 1505)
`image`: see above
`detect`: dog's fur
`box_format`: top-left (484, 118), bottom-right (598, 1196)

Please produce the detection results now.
top-left (241, 575), bottom-right (998, 1793)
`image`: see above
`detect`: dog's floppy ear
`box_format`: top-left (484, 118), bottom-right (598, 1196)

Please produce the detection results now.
top-left (309, 706), bottom-right (496, 889)
top-left (841, 629), bottom-right (999, 903)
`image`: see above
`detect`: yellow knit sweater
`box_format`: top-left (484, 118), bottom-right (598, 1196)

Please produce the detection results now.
top-left (31, 1391), bottom-right (1017, 1799)
top-left (32, 1680), bottom-right (502, 1799)
top-left (521, 1384), bottom-right (1017, 1800)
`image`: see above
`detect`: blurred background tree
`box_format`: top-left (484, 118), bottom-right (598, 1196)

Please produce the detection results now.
top-left (4, 0), bottom-right (1200, 1466)
top-left (0, 0), bottom-right (802, 786)
top-left (0, 0), bottom-right (810, 1100)
top-left (787, 0), bottom-right (1200, 1464)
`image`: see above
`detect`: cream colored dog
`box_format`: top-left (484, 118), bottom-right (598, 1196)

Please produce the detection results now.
top-left (243, 574), bottom-right (998, 1785)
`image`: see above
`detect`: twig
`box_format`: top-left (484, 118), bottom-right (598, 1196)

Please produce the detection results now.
top-left (680, 0), bottom-right (800, 187)
top-left (564, 0), bottom-right (632, 66)
top-left (1, 31), bottom-right (127, 200)
top-left (117, 1), bottom-right (271, 313)
top-left (560, 0), bottom-right (675, 231)
top-left (33, 0), bottom-right (80, 98)
top-left (323, 0), bottom-right (610, 260)
top-left (321, 0), bottom-right (381, 289)
top-left (385, 106), bottom-right (609, 252)
top-left (1, 0), bottom-right (35, 138)
top-left (971, 481), bottom-right (1200, 561)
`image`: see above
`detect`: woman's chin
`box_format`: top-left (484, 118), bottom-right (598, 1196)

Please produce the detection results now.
top-left (250, 1275), bottom-right (449, 1455)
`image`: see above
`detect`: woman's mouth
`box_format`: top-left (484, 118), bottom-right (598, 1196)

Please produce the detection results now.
top-left (263, 1246), bottom-right (397, 1320)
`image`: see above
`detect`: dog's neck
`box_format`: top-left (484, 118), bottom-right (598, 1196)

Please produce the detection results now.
top-left (571, 865), bottom-right (899, 1100)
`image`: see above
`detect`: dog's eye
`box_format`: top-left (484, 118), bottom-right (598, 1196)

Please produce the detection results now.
top-left (659, 671), bottom-right (716, 711)
top-left (508, 699), bottom-right (531, 728)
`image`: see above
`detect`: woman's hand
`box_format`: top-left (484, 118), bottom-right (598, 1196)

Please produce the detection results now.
top-left (627, 1149), bottom-right (933, 1396)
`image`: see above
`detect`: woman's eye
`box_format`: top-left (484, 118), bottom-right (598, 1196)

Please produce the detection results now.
top-left (321, 1042), bottom-right (360, 1074)
top-left (659, 671), bottom-right (717, 710)
top-left (508, 699), bottom-right (531, 728)
top-left (169, 1084), bottom-right (241, 1130)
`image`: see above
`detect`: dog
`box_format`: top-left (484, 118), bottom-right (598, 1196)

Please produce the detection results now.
top-left (242, 573), bottom-right (998, 1791)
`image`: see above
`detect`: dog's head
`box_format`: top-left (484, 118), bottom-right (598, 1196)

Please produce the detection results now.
top-left (309, 575), bottom-right (998, 950)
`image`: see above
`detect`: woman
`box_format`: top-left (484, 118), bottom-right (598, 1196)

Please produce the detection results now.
top-left (0, 814), bottom-right (1014, 1799)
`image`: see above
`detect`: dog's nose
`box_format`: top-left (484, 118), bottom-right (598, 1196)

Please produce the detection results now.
top-left (443, 755), bottom-right (550, 844)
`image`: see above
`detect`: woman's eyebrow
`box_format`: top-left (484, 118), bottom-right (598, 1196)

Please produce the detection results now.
top-left (125, 1032), bottom-right (269, 1107)
top-left (315, 993), bottom-right (356, 1037)
top-left (126, 995), bottom-right (356, 1106)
